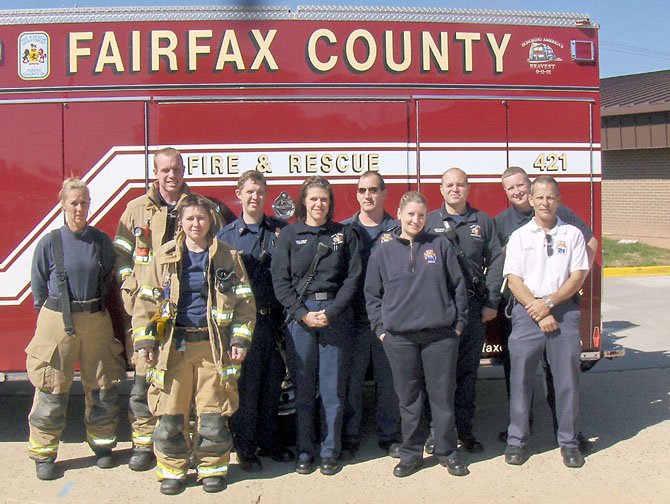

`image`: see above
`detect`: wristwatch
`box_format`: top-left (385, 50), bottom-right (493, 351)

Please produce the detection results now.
top-left (543, 296), bottom-right (555, 310)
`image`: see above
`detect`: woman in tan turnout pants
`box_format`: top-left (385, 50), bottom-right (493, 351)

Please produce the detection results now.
top-left (27, 177), bottom-right (125, 480)
top-left (131, 194), bottom-right (255, 495)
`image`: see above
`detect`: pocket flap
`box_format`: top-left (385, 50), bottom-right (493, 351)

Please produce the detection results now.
top-left (25, 340), bottom-right (58, 364)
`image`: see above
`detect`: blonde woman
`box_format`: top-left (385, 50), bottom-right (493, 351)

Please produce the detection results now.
top-left (27, 177), bottom-right (125, 480)
top-left (365, 191), bottom-right (469, 478)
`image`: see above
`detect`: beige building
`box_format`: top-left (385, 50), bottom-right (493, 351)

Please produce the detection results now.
top-left (601, 70), bottom-right (670, 247)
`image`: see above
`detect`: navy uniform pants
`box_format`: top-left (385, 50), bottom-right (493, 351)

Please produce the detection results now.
top-left (499, 297), bottom-right (559, 432)
top-left (507, 301), bottom-right (581, 449)
top-left (454, 297), bottom-right (486, 440)
top-left (287, 299), bottom-right (352, 459)
top-left (343, 319), bottom-right (401, 447)
top-left (231, 310), bottom-right (287, 456)
top-left (383, 329), bottom-right (459, 463)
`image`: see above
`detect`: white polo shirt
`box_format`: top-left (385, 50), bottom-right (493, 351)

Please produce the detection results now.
top-left (503, 217), bottom-right (588, 297)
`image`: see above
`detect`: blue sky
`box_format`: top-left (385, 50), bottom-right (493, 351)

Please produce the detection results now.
top-left (3, 0), bottom-right (669, 78)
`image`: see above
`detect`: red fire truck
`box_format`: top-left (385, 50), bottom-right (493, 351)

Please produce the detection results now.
top-left (0, 5), bottom-right (609, 380)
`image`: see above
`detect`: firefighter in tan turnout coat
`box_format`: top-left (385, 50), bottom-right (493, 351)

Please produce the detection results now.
top-left (113, 147), bottom-right (224, 471)
top-left (131, 194), bottom-right (255, 495)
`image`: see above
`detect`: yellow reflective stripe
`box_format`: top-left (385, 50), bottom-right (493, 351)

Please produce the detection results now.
top-left (147, 367), bottom-right (164, 388)
top-left (197, 464), bottom-right (228, 477)
top-left (211, 308), bottom-right (234, 324)
top-left (133, 253), bottom-right (152, 265)
top-left (157, 461), bottom-right (187, 480)
top-left (232, 324), bottom-right (253, 341)
top-left (132, 432), bottom-right (153, 446)
top-left (133, 327), bottom-right (157, 345)
top-left (114, 237), bottom-right (133, 253)
top-left (116, 266), bottom-right (133, 282)
top-left (87, 432), bottom-right (117, 446)
top-left (234, 284), bottom-right (253, 298)
top-left (28, 437), bottom-right (58, 455)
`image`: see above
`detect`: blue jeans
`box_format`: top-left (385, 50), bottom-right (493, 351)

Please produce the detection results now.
top-left (287, 300), bottom-right (352, 459)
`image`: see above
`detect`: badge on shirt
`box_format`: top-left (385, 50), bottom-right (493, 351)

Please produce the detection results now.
top-left (557, 240), bottom-right (567, 254)
top-left (424, 249), bottom-right (437, 264)
top-left (331, 232), bottom-right (345, 251)
top-left (380, 233), bottom-right (393, 244)
top-left (469, 224), bottom-right (482, 238)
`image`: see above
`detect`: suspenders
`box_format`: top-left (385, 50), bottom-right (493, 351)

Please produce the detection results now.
top-left (50, 229), bottom-right (75, 336)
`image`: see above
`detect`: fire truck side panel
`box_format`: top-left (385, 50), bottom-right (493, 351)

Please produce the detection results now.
top-left (0, 7), bottom-right (603, 375)
top-left (0, 103), bottom-right (64, 373)
top-left (150, 99), bottom-right (416, 221)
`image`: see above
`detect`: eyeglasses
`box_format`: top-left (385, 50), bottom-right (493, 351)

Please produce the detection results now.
top-left (545, 234), bottom-right (554, 257)
top-left (357, 187), bottom-right (380, 195)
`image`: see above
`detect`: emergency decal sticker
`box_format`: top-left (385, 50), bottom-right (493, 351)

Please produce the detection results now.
top-left (18, 32), bottom-right (50, 81)
top-left (556, 240), bottom-right (567, 254)
top-left (521, 37), bottom-right (563, 76)
top-left (380, 233), bottom-right (393, 244)
top-left (331, 232), bottom-right (344, 251)
top-left (424, 249), bottom-right (438, 264)
top-left (469, 224), bottom-right (482, 238)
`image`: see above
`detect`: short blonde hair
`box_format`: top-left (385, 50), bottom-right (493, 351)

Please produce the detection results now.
top-left (59, 177), bottom-right (89, 202)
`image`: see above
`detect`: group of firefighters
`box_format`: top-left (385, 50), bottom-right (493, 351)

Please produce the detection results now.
top-left (25, 147), bottom-right (597, 494)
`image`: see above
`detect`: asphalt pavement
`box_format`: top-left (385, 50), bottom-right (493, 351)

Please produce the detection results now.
top-left (0, 275), bottom-right (668, 504)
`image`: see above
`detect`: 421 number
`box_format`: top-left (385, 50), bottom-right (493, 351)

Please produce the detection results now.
top-left (533, 153), bottom-right (568, 172)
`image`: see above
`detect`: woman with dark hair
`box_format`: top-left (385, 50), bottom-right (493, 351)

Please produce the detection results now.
top-left (365, 191), bottom-right (470, 478)
top-left (131, 194), bottom-right (255, 495)
top-left (271, 176), bottom-right (362, 476)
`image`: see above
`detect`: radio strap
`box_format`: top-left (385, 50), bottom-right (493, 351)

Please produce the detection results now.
top-left (50, 229), bottom-right (75, 337)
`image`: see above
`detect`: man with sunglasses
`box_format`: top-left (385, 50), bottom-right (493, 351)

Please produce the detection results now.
top-left (425, 167), bottom-right (504, 454)
top-left (341, 171), bottom-right (401, 459)
top-left (502, 175), bottom-right (589, 468)
top-left (495, 166), bottom-right (596, 452)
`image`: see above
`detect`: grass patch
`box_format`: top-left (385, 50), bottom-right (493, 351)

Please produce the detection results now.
top-left (602, 238), bottom-right (670, 268)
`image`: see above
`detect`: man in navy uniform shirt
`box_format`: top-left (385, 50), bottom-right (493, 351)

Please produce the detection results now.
top-left (425, 167), bottom-right (503, 453)
top-left (218, 170), bottom-right (294, 471)
top-left (341, 172), bottom-right (401, 458)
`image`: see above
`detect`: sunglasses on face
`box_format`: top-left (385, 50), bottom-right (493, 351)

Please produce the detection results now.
top-left (545, 234), bottom-right (554, 257)
top-left (357, 187), bottom-right (380, 195)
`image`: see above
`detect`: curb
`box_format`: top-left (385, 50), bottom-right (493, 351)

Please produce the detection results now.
top-left (603, 265), bottom-right (670, 277)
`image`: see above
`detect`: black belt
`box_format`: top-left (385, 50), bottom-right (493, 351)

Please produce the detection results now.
top-left (45, 296), bottom-right (103, 314)
top-left (173, 326), bottom-right (210, 342)
top-left (307, 292), bottom-right (336, 301)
